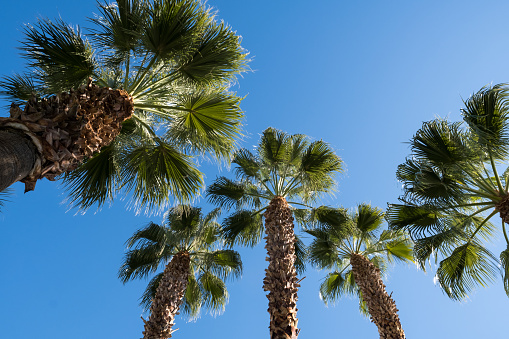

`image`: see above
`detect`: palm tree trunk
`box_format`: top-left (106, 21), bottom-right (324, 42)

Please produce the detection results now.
top-left (263, 196), bottom-right (300, 339)
top-left (0, 79), bottom-right (133, 192)
top-left (350, 253), bottom-right (405, 339)
top-left (496, 194), bottom-right (509, 224)
top-left (0, 128), bottom-right (39, 192)
top-left (142, 251), bottom-right (190, 339)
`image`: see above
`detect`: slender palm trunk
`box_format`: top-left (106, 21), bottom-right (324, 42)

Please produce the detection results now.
top-left (263, 196), bottom-right (300, 339)
top-left (142, 251), bottom-right (190, 339)
top-left (0, 79), bottom-right (133, 192)
top-left (0, 128), bottom-right (39, 192)
top-left (350, 253), bottom-right (405, 339)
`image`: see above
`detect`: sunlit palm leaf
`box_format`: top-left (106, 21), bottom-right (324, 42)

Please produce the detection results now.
top-left (221, 210), bottom-right (263, 246)
top-left (437, 242), bottom-right (498, 300)
top-left (199, 272), bottom-right (228, 314)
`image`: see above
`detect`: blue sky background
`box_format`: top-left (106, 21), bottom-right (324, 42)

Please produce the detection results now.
top-left (1, 0), bottom-right (508, 338)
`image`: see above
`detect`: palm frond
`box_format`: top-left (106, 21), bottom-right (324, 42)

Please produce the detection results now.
top-left (199, 272), bottom-right (228, 314)
top-left (201, 249), bottom-right (243, 280)
top-left (163, 89), bottom-right (244, 159)
top-left (21, 18), bottom-right (96, 93)
top-left (178, 20), bottom-right (249, 84)
top-left (221, 209), bottom-right (264, 247)
top-left (181, 274), bottom-right (202, 318)
top-left (461, 84), bottom-right (509, 159)
top-left (436, 241), bottom-right (498, 300)
top-left (294, 233), bottom-right (307, 274)
top-left (0, 74), bottom-right (41, 106)
top-left (355, 204), bottom-right (384, 233)
top-left (306, 228), bottom-right (342, 269)
top-left (500, 246), bottom-right (509, 297)
top-left (258, 127), bottom-right (291, 166)
top-left (206, 177), bottom-right (254, 210)
top-left (319, 271), bottom-right (357, 305)
top-left (232, 148), bottom-right (261, 180)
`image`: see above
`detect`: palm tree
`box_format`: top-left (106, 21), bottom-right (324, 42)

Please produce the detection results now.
top-left (306, 204), bottom-right (413, 339)
top-left (386, 84), bottom-right (509, 300)
top-left (206, 127), bottom-right (343, 338)
top-left (0, 0), bottom-right (248, 212)
top-left (119, 205), bottom-right (242, 339)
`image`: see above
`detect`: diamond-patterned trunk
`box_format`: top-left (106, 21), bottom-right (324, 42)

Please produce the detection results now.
top-left (263, 196), bottom-right (300, 339)
top-left (142, 251), bottom-right (190, 339)
top-left (350, 253), bottom-right (405, 339)
top-left (0, 79), bottom-right (133, 191)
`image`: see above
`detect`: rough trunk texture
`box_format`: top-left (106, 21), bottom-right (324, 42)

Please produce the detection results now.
top-left (0, 79), bottom-right (133, 191)
top-left (142, 251), bottom-right (190, 339)
top-left (0, 128), bottom-right (39, 191)
top-left (496, 194), bottom-right (509, 224)
top-left (350, 253), bottom-right (405, 339)
top-left (263, 196), bottom-right (300, 339)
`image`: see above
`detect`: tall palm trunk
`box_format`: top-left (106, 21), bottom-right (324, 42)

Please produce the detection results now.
top-left (350, 253), bottom-right (405, 339)
top-left (0, 79), bottom-right (133, 192)
top-left (496, 194), bottom-right (509, 224)
top-left (142, 251), bottom-right (190, 339)
top-left (263, 196), bottom-right (300, 339)
top-left (0, 128), bottom-right (39, 191)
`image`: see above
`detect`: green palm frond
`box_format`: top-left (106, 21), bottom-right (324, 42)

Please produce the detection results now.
top-left (199, 272), bottom-right (228, 314)
top-left (21, 18), bottom-right (96, 93)
top-left (141, 0), bottom-right (205, 62)
top-left (436, 241), bottom-right (498, 300)
top-left (89, 0), bottom-right (147, 64)
top-left (163, 89), bottom-right (244, 159)
top-left (461, 84), bottom-right (509, 159)
top-left (355, 204), bottom-right (384, 233)
top-left (500, 246), bottom-right (509, 296)
top-left (119, 136), bottom-right (203, 210)
top-left (386, 204), bottom-right (442, 238)
top-left (294, 234), bottom-right (307, 274)
top-left (0, 74), bottom-right (41, 105)
top-left (201, 249), bottom-right (243, 280)
top-left (299, 140), bottom-right (343, 191)
top-left (410, 119), bottom-right (476, 165)
top-left (306, 228), bottom-right (341, 269)
top-left (258, 127), bottom-right (291, 166)
top-left (181, 274), bottom-right (202, 318)
top-left (221, 210), bottom-right (264, 246)
top-left (207, 177), bottom-right (261, 210)
top-left (178, 20), bottom-right (249, 84)
top-left (319, 271), bottom-right (357, 305)
top-left (232, 149), bottom-right (261, 180)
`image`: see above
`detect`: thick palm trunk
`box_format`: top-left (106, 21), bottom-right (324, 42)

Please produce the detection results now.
top-left (142, 251), bottom-right (190, 339)
top-left (0, 128), bottom-right (39, 192)
top-left (0, 79), bottom-right (133, 191)
top-left (263, 196), bottom-right (300, 339)
top-left (350, 253), bottom-right (405, 339)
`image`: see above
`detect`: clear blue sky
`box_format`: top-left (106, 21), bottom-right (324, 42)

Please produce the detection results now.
top-left (1, 1), bottom-right (508, 338)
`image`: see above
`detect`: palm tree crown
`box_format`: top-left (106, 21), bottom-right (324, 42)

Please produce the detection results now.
top-left (306, 204), bottom-right (412, 338)
top-left (0, 0), bottom-right (249, 212)
top-left (387, 84), bottom-right (509, 300)
top-left (207, 127), bottom-right (343, 247)
top-left (206, 127), bottom-right (343, 338)
top-left (120, 205), bottom-right (242, 319)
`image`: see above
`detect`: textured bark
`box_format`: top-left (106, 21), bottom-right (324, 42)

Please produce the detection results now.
top-left (350, 253), bottom-right (405, 339)
top-left (496, 194), bottom-right (509, 224)
top-left (142, 251), bottom-right (190, 339)
top-left (263, 196), bottom-right (300, 339)
top-left (0, 128), bottom-right (39, 192)
top-left (0, 79), bottom-right (133, 191)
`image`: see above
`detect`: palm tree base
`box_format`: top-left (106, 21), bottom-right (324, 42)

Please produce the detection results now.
top-left (350, 253), bottom-right (405, 339)
top-left (0, 79), bottom-right (133, 191)
top-left (263, 196), bottom-right (300, 339)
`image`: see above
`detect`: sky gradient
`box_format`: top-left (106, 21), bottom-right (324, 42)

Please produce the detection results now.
top-left (0, 1), bottom-right (508, 338)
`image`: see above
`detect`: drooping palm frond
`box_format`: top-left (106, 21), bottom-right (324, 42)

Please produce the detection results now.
top-left (436, 241), bottom-right (498, 300)
top-left (221, 209), bottom-right (264, 246)
top-left (0, 74), bottom-right (41, 106)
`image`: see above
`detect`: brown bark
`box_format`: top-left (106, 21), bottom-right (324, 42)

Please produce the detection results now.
top-left (0, 79), bottom-right (133, 191)
top-left (350, 253), bottom-right (405, 339)
top-left (263, 196), bottom-right (300, 339)
top-left (0, 128), bottom-right (39, 192)
top-left (496, 194), bottom-right (509, 224)
top-left (142, 251), bottom-right (190, 339)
